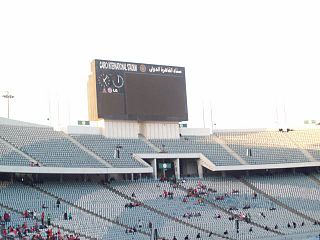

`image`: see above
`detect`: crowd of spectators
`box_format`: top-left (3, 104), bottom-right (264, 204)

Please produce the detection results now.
top-left (0, 198), bottom-right (76, 240)
top-left (0, 215), bottom-right (71, 240)
top-left (124, 202), bottom-right (142, 208)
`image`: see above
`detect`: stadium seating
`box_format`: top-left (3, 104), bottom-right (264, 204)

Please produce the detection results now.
top-left (0, 182), bottom-right (149, 240)
top-left (287, 129), bottom-right (320, 161)
top-left (111, 179), bottom-right (279, 239)
top-left (245, 173), bottom-right (320, 223)
top-left (2, 121), bottom-right (320, 239)
top-left (1, 173), bottom-right (320, 239)
top-left (0, 125), bottom-right (108, 168)
top-left (0, 140), bottom-right (30, 166)
top-left (36, 181), bottom-right (220, 240)
top-left (71, 134), bottom-right (154, 168)
top-left (216, 131), bottom-right (309, 165)
top-left (150, 136), bottom-right (242, 166)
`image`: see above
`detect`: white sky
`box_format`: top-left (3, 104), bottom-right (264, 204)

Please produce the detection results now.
top-left (0, 0), bottom-right (319, 129)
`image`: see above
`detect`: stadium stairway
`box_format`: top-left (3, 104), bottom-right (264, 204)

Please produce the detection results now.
top-left (176, 183), bottom-right (284, 237)
top-left (306, 173), bottom-right (320, 186)
top-left (138, 134), bottom-right (162, 153)
top-left (0, 201), bottom-right (92, 240)
top-left (281, 134), bottom-right (317, 162)
top-left (63, 133), bottom-right (113, 168)
top-left (238, 177), bottom-right (317, 224)
top-left (0, 135), bottom-right (41, 166)
top-left (31, 184), bottom-right (152, 239)
top-left (211, 135), bottom-right (248, 165)
top-left (104, 184), bottom-right (233, 240)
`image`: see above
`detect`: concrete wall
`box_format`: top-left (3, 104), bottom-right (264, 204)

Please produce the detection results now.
top-left (64, 120), bottom-right (180, 139)
top-left (186, 160), bottom-right (198, 176)
top-left (104, 120), bottom-right (140, 138)
top-left (67, 126), bottom-right (102, 135)
top-left (141, 121), bottom-right (180, 139)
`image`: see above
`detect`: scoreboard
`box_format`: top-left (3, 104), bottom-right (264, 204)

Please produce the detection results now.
top-left (88, 59), bottom-right (188, 121)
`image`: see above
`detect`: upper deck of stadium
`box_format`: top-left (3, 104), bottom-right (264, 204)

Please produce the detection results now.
top-left (1, 117), bottom-right (320, 178)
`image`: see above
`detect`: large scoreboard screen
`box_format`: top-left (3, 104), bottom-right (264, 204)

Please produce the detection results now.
top-left (93, 59), bottom-right (188, 121)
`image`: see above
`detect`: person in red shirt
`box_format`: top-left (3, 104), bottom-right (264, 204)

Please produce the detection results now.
top-left (163, 190), bottom-right (168, 198)
top-left (4, 212), bottom-right (10, 222)
top-left (47, 227), bottom-right (53, 237)
top-left (22, 222), bottom-right (28, 229)
top-left (24, 210), bottom-right (27, 218)
top-left (41, 211), bottom-right (45, 225)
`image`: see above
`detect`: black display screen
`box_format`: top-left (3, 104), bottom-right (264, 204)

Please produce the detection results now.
top-left (95, 59), bottom-right (188, 121)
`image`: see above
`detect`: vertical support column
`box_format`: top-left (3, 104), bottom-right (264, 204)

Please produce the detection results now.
top-left (221, 171), bottom-right (226, 178)
top-left (139, 173), bottom-right (142, 180)
top-left (292, 168), bottom-right (296, 175)
top-left (245, 170), bottom-right (249, 177)
top-left (197, 159), bottom-right (203, 179)
top-left (84, 174), bottom-right (87, 182)
top-left (131, 173), bottom-right (134, 181)
top-left (151, 158), bottom-right (157, 180)
top-left (60, 174), bottom-right (63, 183)
top-left (11, 173), bottom-right (14, 183)
top-left (174, 158), bottom-right (180, 180)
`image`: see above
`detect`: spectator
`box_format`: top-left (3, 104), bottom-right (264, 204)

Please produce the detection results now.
top-left (41, 211), bottom-right (45, 225)
top-left (68, 212), bottom-right (72, 221)
top-left (232, 189), bottom-right (239, 194)
top-left (253, 192), bottom-right (258, 199)
top-left (275, 224), bottom-right (278, 230)
top-left (56, 198), bottom-right (61, 208)
top-left (23, 210), bottom-right (29, 218)
top-left (3, 212), bottom-right (10, 222)
top-left (245, 213), bottom-right (251, 223)
top-left (249, 227), bottom-right (253, 232)
top-left (243, 204), bottom-right (251, 209)
top-left (184, 235), bottom-right (189, 240)
top-left (209, 231), bottom-right (213, 237)
top-left (224, 230), bottom-right (228, 235)
top-left (196, 232), bottom-right (201, 238)
top-left (138, 219), bottom-right (142, 228)
top-left (173, 236), bottom-right (177, 240)
top-left (2, 228), bottom-right (7, 237)
top-left (163, 190), bottom-right (168, 198)
top-left (64, 212), bottom-right (68, 220)
top-left (131, 192), bottom-right (136, 198)
top-left (47, 213), bottom-right (51, 226)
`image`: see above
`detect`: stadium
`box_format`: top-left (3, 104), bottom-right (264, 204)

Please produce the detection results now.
top-left (0, 58), bottom-right (320, 240)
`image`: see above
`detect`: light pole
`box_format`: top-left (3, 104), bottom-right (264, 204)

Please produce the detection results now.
top-left (2, 91), bottom-right (14, 118)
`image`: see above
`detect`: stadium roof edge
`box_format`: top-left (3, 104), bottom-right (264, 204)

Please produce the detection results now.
top-left (0, 117), bottom-right (51, 128)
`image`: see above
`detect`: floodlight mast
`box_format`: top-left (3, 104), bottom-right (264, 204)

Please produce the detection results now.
top-left (2, 91), bottom-right (14, 118)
